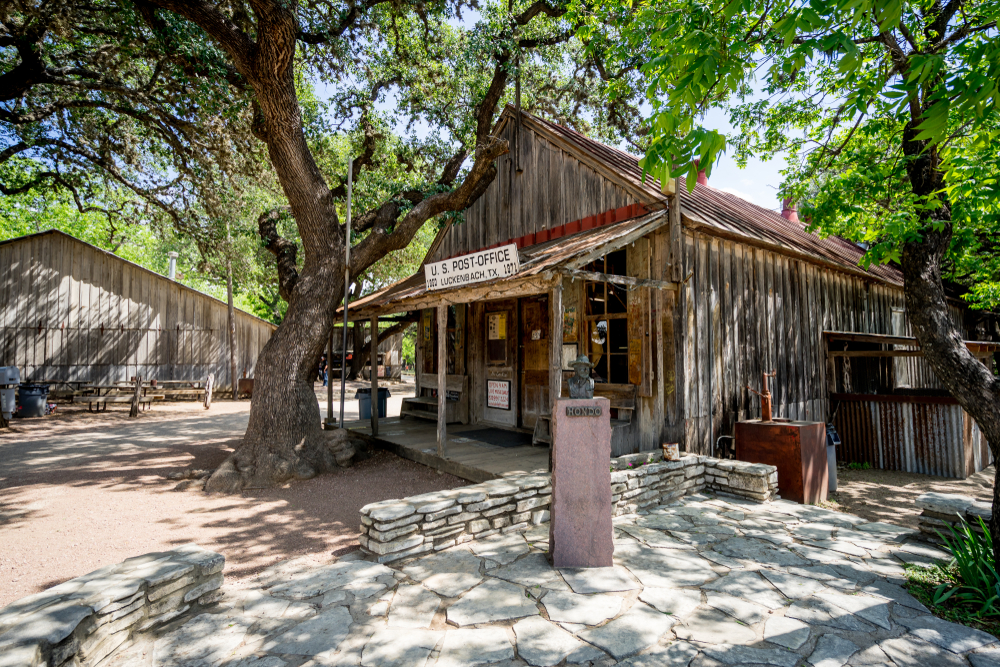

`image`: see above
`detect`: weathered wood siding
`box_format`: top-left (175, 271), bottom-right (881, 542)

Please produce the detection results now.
top-left (674, 231), bottom-right (970, 456)
top-left (436, 122), bottom-right (637, 260)
top-left (0, 231), bottom-right (275, 389)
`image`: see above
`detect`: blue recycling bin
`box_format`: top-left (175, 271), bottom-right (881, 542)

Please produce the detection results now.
top-left (355, 387), bottom-right (391, 420)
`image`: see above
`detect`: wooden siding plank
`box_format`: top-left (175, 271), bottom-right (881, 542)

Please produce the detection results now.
top-left (709, 237), bottom-right (723, 447)
top-left (695, 234), bottom-right (710, 453)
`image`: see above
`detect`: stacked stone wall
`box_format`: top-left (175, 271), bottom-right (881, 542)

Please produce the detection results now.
top-left (360, 454), bottom-right (778, 562)
top-left (915, 492), bottom-right (992, 543)
top-left (0, 545), bottom-right (224, 667)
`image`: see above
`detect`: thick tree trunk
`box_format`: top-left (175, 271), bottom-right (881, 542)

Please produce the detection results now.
top-left (183, 0), bottom-right (508, 493)
top-left (898, 125), bottom-right (1000, 568)
top-left (204, 16), bottom-right (360, 492)
top-left (206, 258), bottom-right (359, 492)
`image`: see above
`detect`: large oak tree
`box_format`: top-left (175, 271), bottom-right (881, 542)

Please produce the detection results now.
top-left (2, 0), bottom-right (646, 490)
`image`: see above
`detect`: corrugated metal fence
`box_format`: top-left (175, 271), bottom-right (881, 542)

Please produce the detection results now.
top-left (832, 393), bottom-right (991, 479)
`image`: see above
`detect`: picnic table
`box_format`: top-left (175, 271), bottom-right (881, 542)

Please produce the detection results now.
top-left (58, 378), bottom-right (208, 411)
top-left (73, 383), bottom-right (165, 412)
top-left (146, 381), bottom-right (206, 399)
top-left (30, 380), bottom-right (92, 397)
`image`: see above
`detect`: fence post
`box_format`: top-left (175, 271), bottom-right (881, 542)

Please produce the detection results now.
top-left (129, 376), bottom-right (142, 418)
top-left (204, 373), bottom-right (214, 410)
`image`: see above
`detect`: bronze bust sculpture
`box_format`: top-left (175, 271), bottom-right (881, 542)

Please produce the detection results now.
top-left (568, 355), bottom-right (595, 399)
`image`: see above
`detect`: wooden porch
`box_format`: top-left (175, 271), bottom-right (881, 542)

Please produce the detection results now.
top-left (344, 417), bottom-right (550, 483)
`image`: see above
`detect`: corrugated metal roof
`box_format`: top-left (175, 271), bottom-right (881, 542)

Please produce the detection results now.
top-left (523, 109), bottom-right (903, 286)
top-left (352, 110), bottom-right (905, 314)
top-left (349, 210), bottom-right (669, 315)
top-left (0, 229), bottom-right (278, 327)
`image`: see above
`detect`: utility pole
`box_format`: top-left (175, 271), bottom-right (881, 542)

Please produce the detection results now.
top-left (226, 220), bottom-right (238, 397)
top-left (338, 156), bottom-right (353, 427)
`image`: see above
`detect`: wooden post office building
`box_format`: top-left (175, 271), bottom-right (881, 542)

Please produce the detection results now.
top-left (351, 106), bottom-right (997, 472)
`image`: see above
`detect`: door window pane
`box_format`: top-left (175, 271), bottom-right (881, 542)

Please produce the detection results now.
top-left (586, 282), bottom-right (605, 315)
top-left (609, 353), bottom-right (628, 384)
top-left (608, 283), bottom-right (627, 314)
top-left (609, 319), bottom-right (629, 353)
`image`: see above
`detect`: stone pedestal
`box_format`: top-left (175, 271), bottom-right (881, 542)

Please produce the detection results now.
top-left (550, 397), bottom-right (613, 567)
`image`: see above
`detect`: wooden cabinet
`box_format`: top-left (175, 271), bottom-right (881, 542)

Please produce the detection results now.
top-left (735, 420), bottom-right (828, 504)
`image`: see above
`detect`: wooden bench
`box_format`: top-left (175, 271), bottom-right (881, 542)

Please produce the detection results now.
top-left (532, 384), bottom-right (637, 445)
top-left (401, 374), bottom-right (470, 424)
top-left (73, 395), bottom-right (155, 412)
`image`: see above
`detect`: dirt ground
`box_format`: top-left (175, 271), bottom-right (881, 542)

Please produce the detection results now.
top-left (823, 464), bottom-right (996, 529)
top-left (0, 389), bottom-right (460, 608)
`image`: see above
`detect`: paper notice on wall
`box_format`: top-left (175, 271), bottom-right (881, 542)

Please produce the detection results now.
top-left (487, 380), bottom-right (511, 410)
top-left (488, 312), bottom-right (507, 340)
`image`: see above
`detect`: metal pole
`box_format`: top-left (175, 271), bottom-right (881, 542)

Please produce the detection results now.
top-left (325, 329), bottom-right (334, 428)
top-left (437, 304), bottom-right (447, 457)
top-left (370, 315), bottom-right (379, 436)
top-left (339, 158), bottom-right (353, 426)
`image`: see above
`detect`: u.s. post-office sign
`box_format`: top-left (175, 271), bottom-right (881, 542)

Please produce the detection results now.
top-left (424, 244), bottom-right (520, 291)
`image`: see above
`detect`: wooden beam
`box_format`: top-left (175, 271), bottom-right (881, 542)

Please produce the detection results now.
top-left (824, 331), bottom-right (919, 346)
top-left (669, 181), bottom-right (682, 283)
top-left (655, 288), bottom-right (665, 444)
top-left (555, 268), bottom-right (678, 291)
top-left (829, 349), bottom-right (995, 358)
top-left (350, 275), bottom-right (558, 320)
top-left (824, 330), bottom-right (1000, 353)
top-left (437, 304), bottom-right (447, 458)
top-left (370, 315), bottom-right (378, 436)
top-left (549, 282), bottom-right (563, 417)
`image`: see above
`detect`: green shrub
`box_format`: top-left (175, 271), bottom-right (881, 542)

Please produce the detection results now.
top-left (846, 462), bottom-right (871, 470)
top-left (933, 516), bottom-right (1000, 618)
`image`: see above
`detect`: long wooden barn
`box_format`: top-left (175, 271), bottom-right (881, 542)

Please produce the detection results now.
top-left (351, 106), bottom-right (997, 477)
top-left (0, 230), bottom-right (275, 391)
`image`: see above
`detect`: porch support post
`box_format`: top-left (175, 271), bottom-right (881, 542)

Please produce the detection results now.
top-left (370, 315), bottom-right (379, 436)
top-left (549, 282), bottom-right (563, 415)
top-left (325, 327), bottom-right (334, 429)
top-left (437, 304), bottom-right (447, 457)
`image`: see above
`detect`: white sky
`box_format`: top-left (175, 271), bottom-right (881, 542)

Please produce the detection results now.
top-left (701, 108), bottom-right (787, 212)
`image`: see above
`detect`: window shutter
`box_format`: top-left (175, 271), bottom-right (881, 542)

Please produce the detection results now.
top-left (627, 238), bottom-right (653, 396)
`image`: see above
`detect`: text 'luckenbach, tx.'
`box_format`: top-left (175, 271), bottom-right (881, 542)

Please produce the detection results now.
top-left (424, 244), bottom-right (520, 290)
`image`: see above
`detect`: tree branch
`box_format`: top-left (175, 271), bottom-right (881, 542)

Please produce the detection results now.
top-left (258, 208), bottom-right (299, 302)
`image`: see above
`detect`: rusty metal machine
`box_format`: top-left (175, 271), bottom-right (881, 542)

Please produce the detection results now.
top-left (735, 371), bottom-right (829, 504)
top-left (748, 371), bottom-right (777, 422)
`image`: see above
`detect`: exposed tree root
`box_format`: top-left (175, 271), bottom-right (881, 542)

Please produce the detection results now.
top-left (204, 428), bottom-right (360, 493)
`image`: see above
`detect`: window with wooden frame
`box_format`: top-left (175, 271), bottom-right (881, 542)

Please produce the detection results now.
top-left (583, 249), bottom-right (629, 384)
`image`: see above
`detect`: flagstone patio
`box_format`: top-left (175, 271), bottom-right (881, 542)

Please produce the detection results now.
top-left (106, 494), bottom-right (1000, 667)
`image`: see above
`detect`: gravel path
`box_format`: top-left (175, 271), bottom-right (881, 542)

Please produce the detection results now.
top-left (0, 384), bottom-right (462, 608)
top-left (824, 465), bottom-right (995, 531)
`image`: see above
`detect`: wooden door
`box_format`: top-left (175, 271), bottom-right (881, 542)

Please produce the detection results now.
top-left (519, 296), bottom-right (549, 429)
top-left (483, 301), bottom-right (518, 427)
